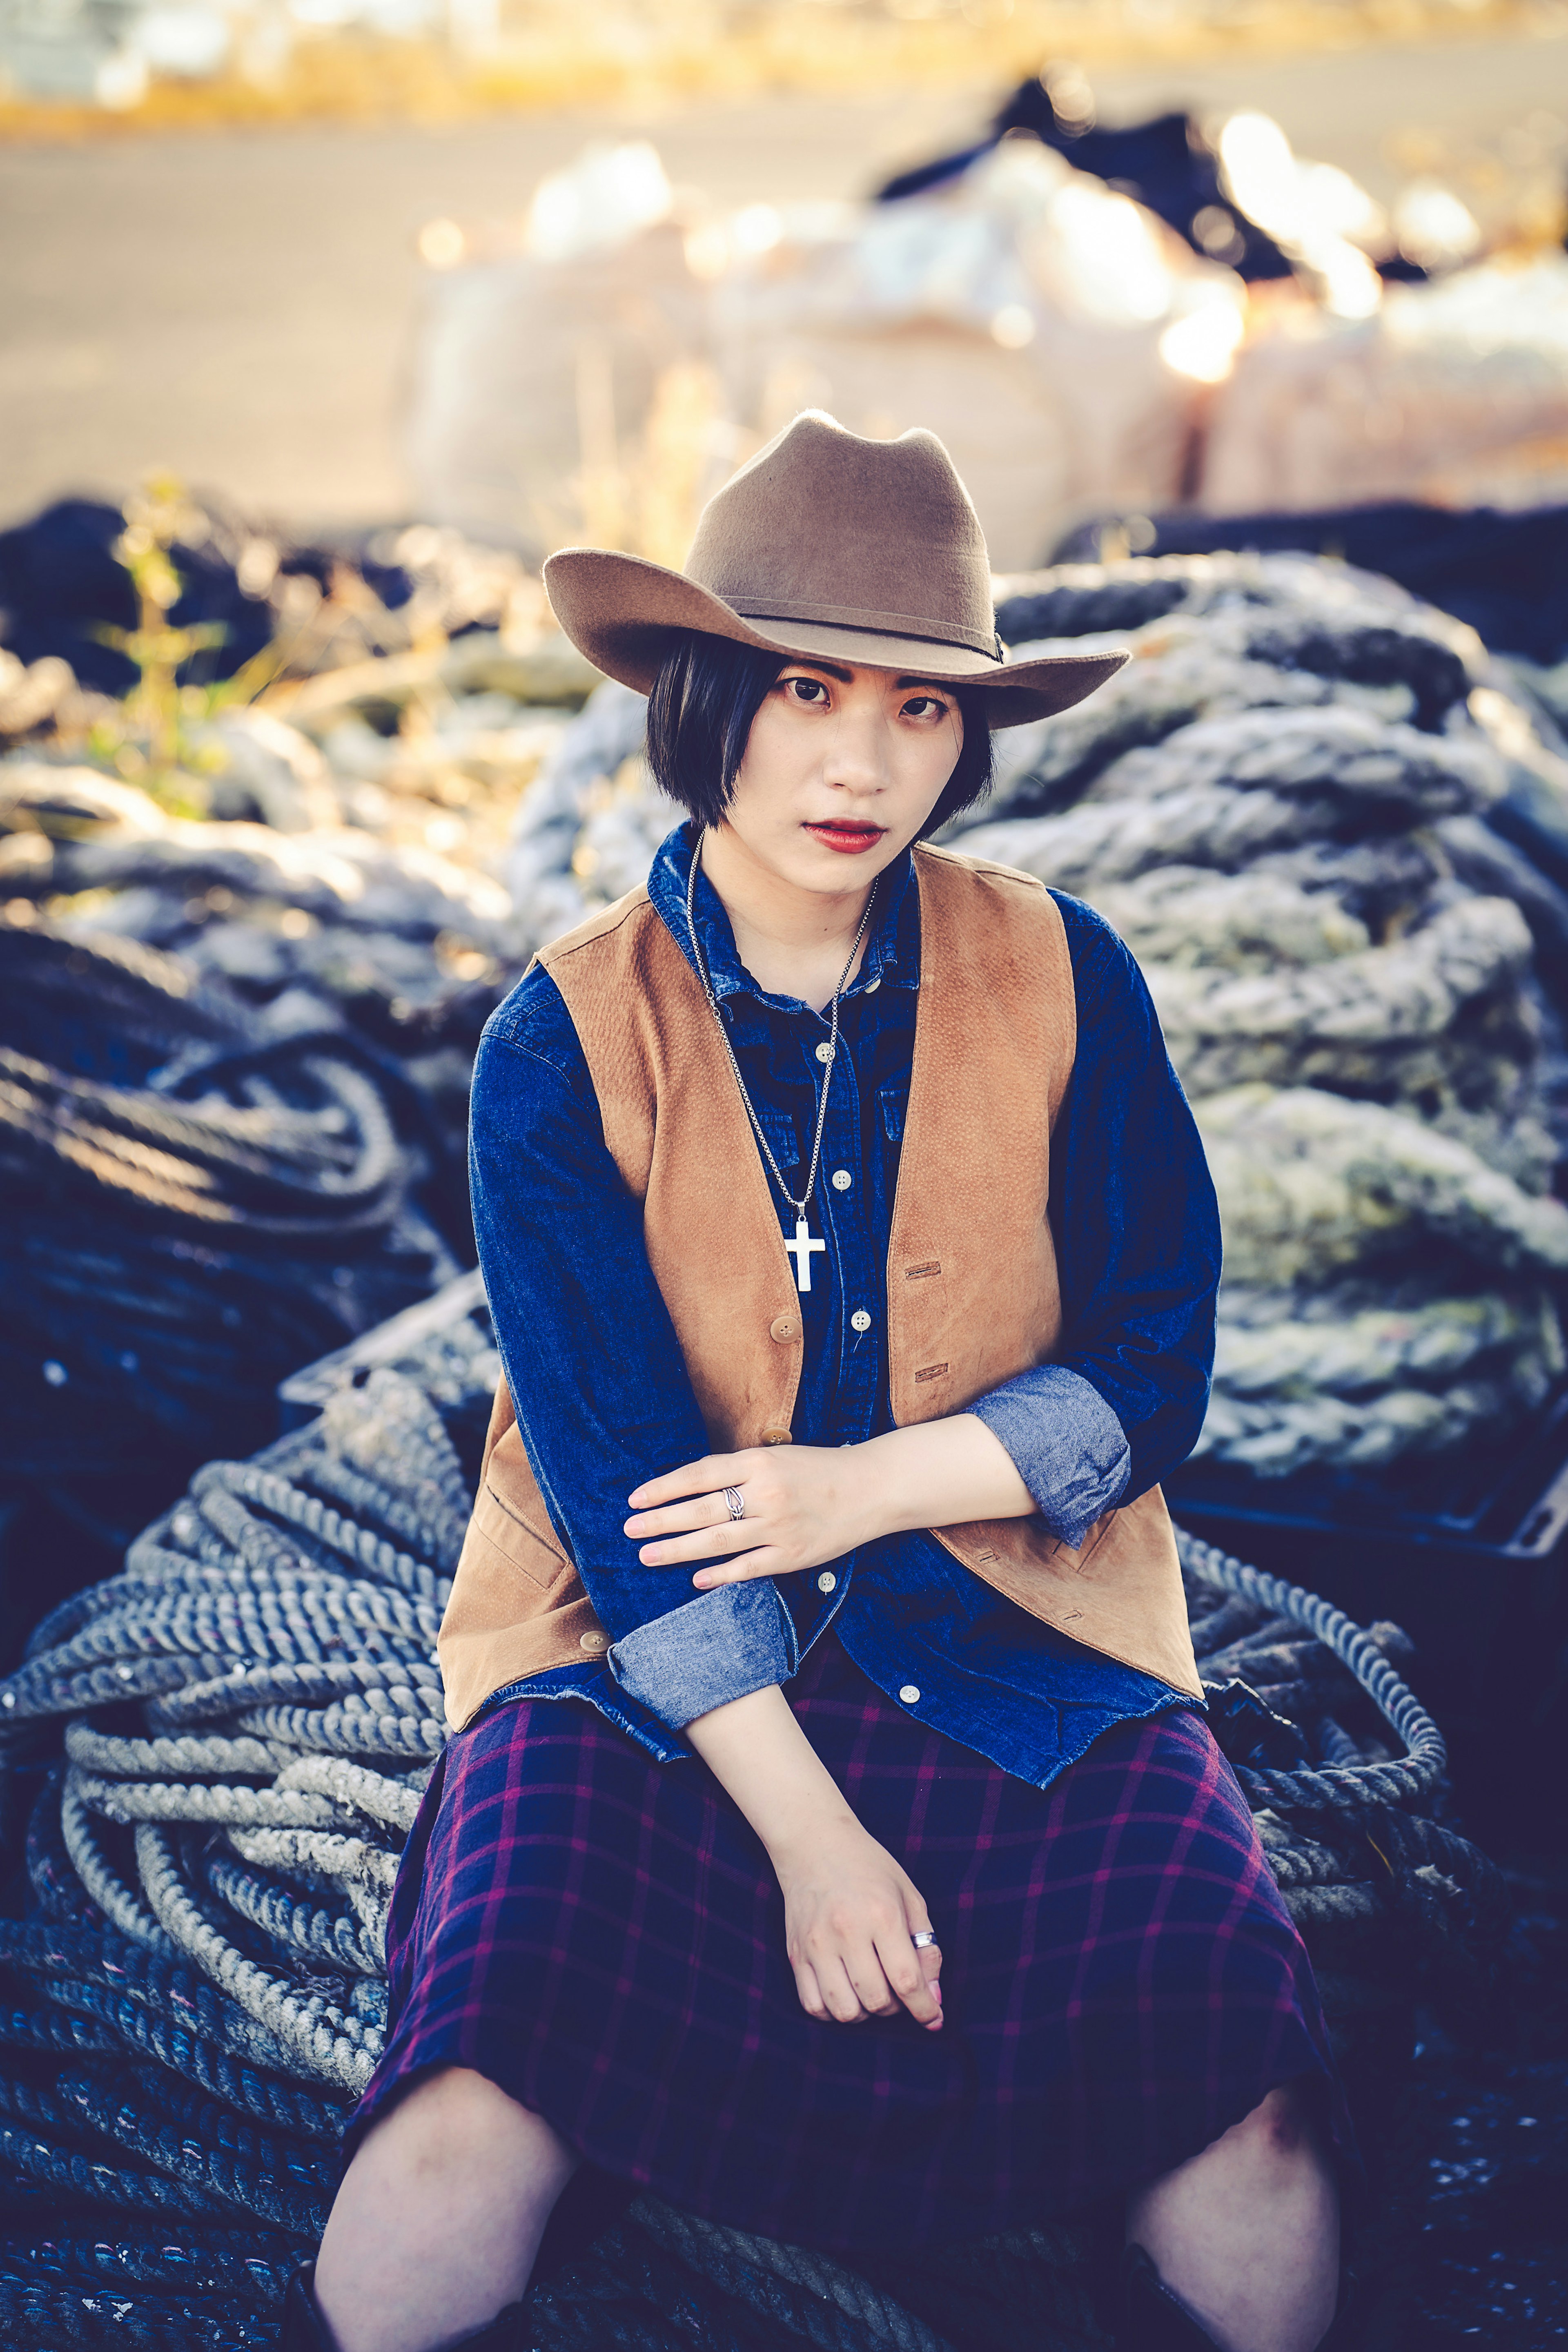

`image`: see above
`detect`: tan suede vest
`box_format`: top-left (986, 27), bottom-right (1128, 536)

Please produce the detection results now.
top-left (438, 843), bottom-right (1202, 1730)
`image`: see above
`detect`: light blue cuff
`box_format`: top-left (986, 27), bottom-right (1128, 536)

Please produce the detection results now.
top-left (608, 1580), bottom-right (800, 1730)
top-left (969, 1366), bottom-right (1131, 1550)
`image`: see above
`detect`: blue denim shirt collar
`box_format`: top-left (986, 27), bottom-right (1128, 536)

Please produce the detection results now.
top-left (646, 823), bottom-right (919, 1013)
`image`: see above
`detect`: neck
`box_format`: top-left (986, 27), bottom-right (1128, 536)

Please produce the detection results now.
top-left (698, 825), bottom-right (875, 1013)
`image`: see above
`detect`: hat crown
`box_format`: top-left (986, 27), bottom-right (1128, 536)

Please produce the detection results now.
top-left (684, 411), bottom-right (997, 660)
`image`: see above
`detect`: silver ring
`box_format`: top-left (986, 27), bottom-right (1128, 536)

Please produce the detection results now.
top-left (723, 1486), bottom-right (746, 1523)
top-left (911, 1930), bottom-right (937, 1950)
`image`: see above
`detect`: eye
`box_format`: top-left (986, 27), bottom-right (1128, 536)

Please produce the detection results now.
top-left (783, 675), bottom-right (829, 705)
top-left (902, 694), bottom-right (950, 722)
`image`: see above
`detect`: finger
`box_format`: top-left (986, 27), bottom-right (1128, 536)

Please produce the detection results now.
top-left (628, 1457), bottom-right (748, 1510)
top-left (624, 1493), bottom-right (738, 1541)
top-left (792, 1958), bottom-right (829, 2023)
top-left (692, 1552), bottom-right (791, 1588)
top-left (633, 1517), bottom-right (770, 1565)
top-left (844, 1946), bottom-right (900, 2020)
top-left (817, 1957), bottom-right (869, 2026)
top-left (877, 1918), bottom-right (942, 2031)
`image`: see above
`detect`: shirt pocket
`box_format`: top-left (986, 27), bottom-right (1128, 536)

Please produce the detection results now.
top-left (877, 1082), bottom-right (908, 1144)
top-left (746, 1100), bottom-right (803, 1182)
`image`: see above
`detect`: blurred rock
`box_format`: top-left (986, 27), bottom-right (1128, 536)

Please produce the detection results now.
top-left (201, 706), bottom-right (340, 832)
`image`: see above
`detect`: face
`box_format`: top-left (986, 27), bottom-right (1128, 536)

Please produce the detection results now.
top-left (718, 658), bottom-right (964, 896)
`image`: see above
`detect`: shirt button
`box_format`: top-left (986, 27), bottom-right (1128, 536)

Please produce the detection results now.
top-left (815, 1041), bottom-right (835, 1063)
top-left (864, 976), bottom-right (882, 993)
top-left (817, 1571), bottom-right (837, 1594)
top-left (898, 1683), bottom-right (921, 1705)
top-left (769, 1313), bottom-right (798, 1343)
top-left (831, 1169), bottom-right (852, 1191)
top-left (579, 1630), bottom-right (609, 1654)
top-left (850, 1309), bottom-right (871, 1333)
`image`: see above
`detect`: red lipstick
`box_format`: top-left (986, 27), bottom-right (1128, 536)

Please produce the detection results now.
top-left (804, 820), bottom-right (886, 855)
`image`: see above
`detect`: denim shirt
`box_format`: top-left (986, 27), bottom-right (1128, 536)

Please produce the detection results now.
top-left (466, 824), bottom-right (1222, 1790)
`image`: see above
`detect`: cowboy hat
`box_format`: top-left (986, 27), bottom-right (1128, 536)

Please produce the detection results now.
top-left (543, 411), bottom-right (1127, 728)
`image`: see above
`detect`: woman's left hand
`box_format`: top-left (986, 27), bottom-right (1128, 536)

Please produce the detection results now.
top-left (626, 1447), bottom-right (875, 1588)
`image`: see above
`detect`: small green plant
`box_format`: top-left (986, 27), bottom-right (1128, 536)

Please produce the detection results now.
top-left (93, 472), bottom-right (231, 813)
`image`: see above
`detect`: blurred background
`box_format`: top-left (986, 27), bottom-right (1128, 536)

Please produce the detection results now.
top-left (3, 11), bottom-right (1568, 2342)
top-left (3, 0), bottom-right (1567, 533)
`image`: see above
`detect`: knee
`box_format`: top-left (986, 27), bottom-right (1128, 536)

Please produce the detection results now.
top-left (1227, 2083), bottom-right (1318, 2179)
top-left (372, 2067), bottom-right (542, 2177)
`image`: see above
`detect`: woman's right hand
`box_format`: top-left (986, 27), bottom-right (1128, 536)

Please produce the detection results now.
top-left (681, 1684), bottom-right (942, 2034)
top-left (771, 1817), bottom-right (943, 2032)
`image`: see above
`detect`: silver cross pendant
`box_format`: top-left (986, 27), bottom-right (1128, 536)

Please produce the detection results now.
top-left (784, 1215), bottom-right (826, 1293)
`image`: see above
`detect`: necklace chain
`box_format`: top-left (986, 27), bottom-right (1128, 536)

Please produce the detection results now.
top-left (684, 832), bottom-right (877, 1224)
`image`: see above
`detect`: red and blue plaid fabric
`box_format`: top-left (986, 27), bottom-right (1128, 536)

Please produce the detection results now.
top-left (347, 1636), bottom-right (1350, 2253)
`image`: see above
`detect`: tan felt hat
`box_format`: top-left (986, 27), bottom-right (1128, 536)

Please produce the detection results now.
top-left (543, 410), bottom-right (1127, 729)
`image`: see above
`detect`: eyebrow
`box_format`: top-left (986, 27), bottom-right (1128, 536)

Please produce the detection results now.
top-left (782, 660), bottom-right (955, 694)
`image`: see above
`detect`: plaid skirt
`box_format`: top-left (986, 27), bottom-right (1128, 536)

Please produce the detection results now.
top-left (346, 1634), bottom-right (1350, 2253)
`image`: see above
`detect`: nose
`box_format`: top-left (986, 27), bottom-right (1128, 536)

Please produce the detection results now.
top-left (819, 697), bottom-right (889, 796)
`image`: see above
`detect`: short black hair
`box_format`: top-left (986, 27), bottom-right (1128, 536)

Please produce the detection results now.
top-left (644, 632), bottom-right (994, 836)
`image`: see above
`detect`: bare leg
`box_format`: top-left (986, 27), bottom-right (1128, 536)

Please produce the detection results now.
top-left (312, 2067), bottom-right (579, 2352)
top-left (1125, 2083), bottom-right (1339, 2352)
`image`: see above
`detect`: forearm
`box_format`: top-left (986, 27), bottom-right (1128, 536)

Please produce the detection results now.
top-left (684, 1683), bottom-right (856, 1864)
top-left (633, 1414), bottom-right (1040, 1598)
top-left (847, 1413), bottom-right (1036, 1543)
top-left (688, 1682), bottom-right (944, 2035)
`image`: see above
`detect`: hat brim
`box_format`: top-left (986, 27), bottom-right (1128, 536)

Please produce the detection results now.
top-left (543, 547), bottom-right (1126, 728)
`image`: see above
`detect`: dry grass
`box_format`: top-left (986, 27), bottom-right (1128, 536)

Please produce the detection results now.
top-left (0, 0), bottom-right (1560, 143)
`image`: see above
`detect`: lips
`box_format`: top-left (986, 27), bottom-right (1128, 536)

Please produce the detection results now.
top-left (804, 820), bottom-right (886, 855)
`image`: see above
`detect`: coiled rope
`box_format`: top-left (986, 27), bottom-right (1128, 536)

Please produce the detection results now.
top-left (1176, 1528), bottom-right (1448, 1811)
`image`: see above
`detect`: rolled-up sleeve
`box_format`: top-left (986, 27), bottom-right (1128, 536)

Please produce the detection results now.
top-left (969, 1365), bottom-right (1130, 1548)
top-left (610, 1581), bottom-right (799, 1725)
top-left (469, 974), bottom-right (786, 1729)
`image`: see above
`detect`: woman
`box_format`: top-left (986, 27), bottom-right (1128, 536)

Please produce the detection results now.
top-left (287, 414), bottom-right (1349, 2352)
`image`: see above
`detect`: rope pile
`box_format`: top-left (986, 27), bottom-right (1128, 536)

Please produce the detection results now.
top-left (974, 551), bottom-right (1568, 1481)
top-left (0, 1278), bottom-right (1504, 2350)
top-left (0, 919), bottom-right (461, 1487)
top-left (0, 747), bottom-right (531, 1265)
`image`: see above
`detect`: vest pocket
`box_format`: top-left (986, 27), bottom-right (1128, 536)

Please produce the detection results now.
top-left (463, 1425), bottom-right (572, 1592)
top-left (462, 1481), bottom-right (571, 1592)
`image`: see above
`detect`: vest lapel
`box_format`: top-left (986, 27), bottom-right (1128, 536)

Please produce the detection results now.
top-left (548, 887), bottom-right (804, 1451)
top-left (887, 844), bottom-right (1073, 1427)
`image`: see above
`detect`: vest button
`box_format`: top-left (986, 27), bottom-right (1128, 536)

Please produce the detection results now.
top-left (769, 1314), bottom-right (798, 1344)
top-left (760, 1425), bottom-right (793, 1446)
top-left (898, 1684), bottom-right (921, 1706)
top-left (579, 1630), bottom-right (609, 1653)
